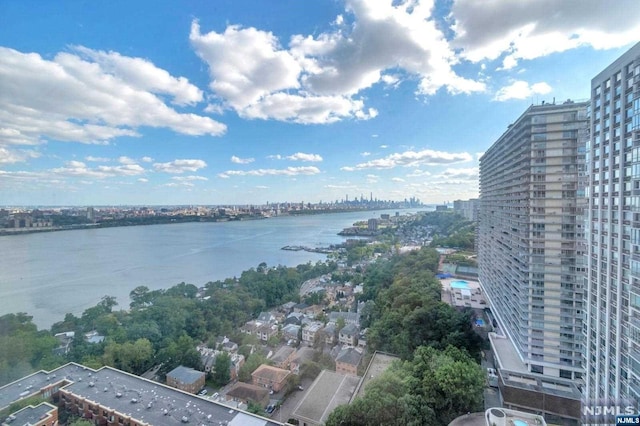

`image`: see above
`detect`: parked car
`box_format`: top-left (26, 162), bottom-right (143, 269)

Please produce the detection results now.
top-left (265, 404), bottom-right (275, 414)
top-left (198, 389), bottom-right (207, 396)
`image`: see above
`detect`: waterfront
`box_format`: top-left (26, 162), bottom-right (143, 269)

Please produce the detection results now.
top-left (0, 209), bottom-right (419, 329)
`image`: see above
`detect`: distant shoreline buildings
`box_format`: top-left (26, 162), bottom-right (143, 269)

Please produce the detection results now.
top-left (0, 197), bottom-right (425, 236)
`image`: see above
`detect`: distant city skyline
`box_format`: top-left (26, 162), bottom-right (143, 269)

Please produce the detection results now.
top-left (1, 1), bottom-right (639, 205)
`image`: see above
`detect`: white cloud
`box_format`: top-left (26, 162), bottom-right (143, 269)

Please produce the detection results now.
top-left (342, 149), bottom-right (472, 171)
top-left (494, 80), bottom-right (552, 101)
top-left (391, 177), bottom-right (405, 182)
top-left (451, 0), bottom-right (640, 67)
top-left (0, 147), bottom-right (40, 164)
top-left (51, 160), bottom-right (145, 178)
top-left (141, 156), bottom-right (154, 163)
top-left (85, 156), bottom-right (110, 162)
top-left (231, 155), bottom-right (255, 164)
top-left (218, 166), bottom-right (320, 178)
top-left (361, 152), bottom-right (371, 157)
top-left (138, 178), bottom-right (149, 183)
top-left (286, 152), bottom-right (323, 162)
top-left (190, 1), bottom-right (485, 124)
top-left (153, 159), bottom-right (207, 174)
top-left (171, 175), bottom-right (208, 182)
top-left (380, 145), bottom-right (388, 149)
top-left (406, 169), bottom-right (432, 178)
top-left (436, 167), bottom-right (479, 179)
top-left (118, 156), bottom-right (137, 165)
top-left (72, 46), bottom-right (203, 106)
top-left (0, 46), bottom-right (226, 147)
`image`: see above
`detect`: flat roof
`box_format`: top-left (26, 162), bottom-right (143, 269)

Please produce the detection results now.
top-left (292, 370), bottom-right (360, 425)
top-left (166, 365), bottom-right (205, 385)
top-left (353, 352), bottom-right (400, 401)
top-left (4, 402), bottom-right (57, 425)
top-left (489, 332), bottom-right (528, 373)
top-left (0, 363), bottom-right (283, 426)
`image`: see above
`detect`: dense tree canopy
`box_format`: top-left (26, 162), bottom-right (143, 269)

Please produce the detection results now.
top-left (326, 346), bottom-right (484, 426)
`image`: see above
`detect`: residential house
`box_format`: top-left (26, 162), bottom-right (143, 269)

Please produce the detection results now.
top-left (292, 303), bottom-right (309, 313)
top-left (225, 382), bottom-right (270, 408)
top-left (339, 324), bottom-right (359, 346)
top-left (166, 365), bottom-right (205, 394)
top-left (251, 365), bottom-right (291, 393)
top-left (271, 346), bottom-right (296, 370)
top-left (335, 347), bottom-right (362, 376)
top-left (256, 323), bottom-right (278, 342)
top-left (323, 323), bottom-right (337, 345)
top-left (302, 322), bottom-right (324, 346)
top-left (282, 324), bottom-right (300, 342)
top-left (328, 311), bottom-right (360, 326)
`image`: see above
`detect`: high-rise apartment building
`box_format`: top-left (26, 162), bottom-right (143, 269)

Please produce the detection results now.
top-left (584, 42), bottom-right (640, 404)
top-left (478, 101), bottom-right (588, 381)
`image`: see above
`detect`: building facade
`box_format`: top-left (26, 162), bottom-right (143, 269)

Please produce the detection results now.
top-left (478, 101), bottom-right (588, 380)
top-left (584, 42), bottom-right (640, 405)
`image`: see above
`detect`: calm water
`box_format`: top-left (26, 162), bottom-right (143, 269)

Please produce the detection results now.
top-left (0, 210), bottom-right (410, 329)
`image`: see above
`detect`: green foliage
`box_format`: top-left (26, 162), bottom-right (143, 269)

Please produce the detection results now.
top-left (362, 247), bottom-right (482, 360)
top-left (413, 211), bottom-right (475, 250)
top-left (239, 352), bottom-right (268, 382)
top-left (0, 313), bottom-right (63, 386)
top-left (211, 352), bottom-right (231, 387)
top-left (102, 338), bottom-right (153, 374)
top-left (326, 346), bottom-right (483, 426)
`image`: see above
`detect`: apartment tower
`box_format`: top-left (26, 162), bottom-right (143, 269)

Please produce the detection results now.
top-left (584, 42), bottom-right (640, 404)
top-left (478, 101), bottom-right (588, 381)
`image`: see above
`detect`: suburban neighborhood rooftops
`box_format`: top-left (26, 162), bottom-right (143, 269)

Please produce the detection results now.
top-left (166, 365), bottom-right (205, 384)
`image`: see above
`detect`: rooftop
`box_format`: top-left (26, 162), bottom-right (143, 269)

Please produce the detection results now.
top-left (271, 346), bottom-right (296, 364)
top-left (352, 351), bottom-right (400, 401)
top-left (251, 365), bottom-right (291, 383)
top-left (489, 332), bottom-right (528, 373)
top-left (0, 363), bottom-right (283, 426)
top-left (335, 347), bottom-right (362, 367)
top-left (292, 370), bottom-right (360, 425)
top-left (166, 365), bottom-right (205, 385)
top-left (226, 382), bottom-right (269, 402)
top-left (2, 402), bottom-right (57, 426)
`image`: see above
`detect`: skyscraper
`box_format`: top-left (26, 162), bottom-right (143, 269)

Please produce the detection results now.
top-left (584, 42), bottom-right (640, 404)
top-left (478, 100), bottom-right (588, 381)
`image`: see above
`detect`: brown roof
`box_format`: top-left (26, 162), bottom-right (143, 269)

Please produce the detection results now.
top-left (226, 382), bottom-right (269, 401)
top-left (251, 364), bottom-right (291, 383)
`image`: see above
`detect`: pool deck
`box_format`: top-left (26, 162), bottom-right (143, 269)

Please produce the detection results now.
top-left (440, 277), bottom-right (488, 310)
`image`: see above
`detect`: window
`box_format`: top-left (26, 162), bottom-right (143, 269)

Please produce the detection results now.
top-left (531, 365), bottom-right (544, 374)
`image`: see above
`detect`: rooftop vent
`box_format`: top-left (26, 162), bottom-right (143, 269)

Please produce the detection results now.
top-left (103, 387), bottom-right (108, 392)
top-left (89, 382), bottom-right (95, 387)
top-left (115, 392), bottom-right (123, 398)
top-left (163, 409), bottom-right (169, 416)
top-left (131, 398), bottom-right (138, 404)
top-left (181, 416), bottom-right (189, 423)
top-left (147, 402), bottom-right (153, 409)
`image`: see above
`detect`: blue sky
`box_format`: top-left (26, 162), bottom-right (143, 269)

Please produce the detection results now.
top-left (1, 0), bottom-right (639, 206)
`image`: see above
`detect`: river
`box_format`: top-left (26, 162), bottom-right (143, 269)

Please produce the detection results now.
top-left (0, 209), bottom-right (420, 329)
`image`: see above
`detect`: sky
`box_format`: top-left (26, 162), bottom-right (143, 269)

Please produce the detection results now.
top-left (1, 0), bottom-right (639, 206)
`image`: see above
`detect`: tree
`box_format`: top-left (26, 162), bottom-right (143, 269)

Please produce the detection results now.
top-left (212, 352), bottom-right (231, 386)
top-left (239, 352), bottom-right (267, 382)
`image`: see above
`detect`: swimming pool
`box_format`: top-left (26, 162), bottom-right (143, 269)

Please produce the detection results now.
top-left (475, 319), bottom-right (485, 327)
top-left (513, 420), bottom-right (528, 426)
top-left (450, 280), bottom-right (470, 289)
